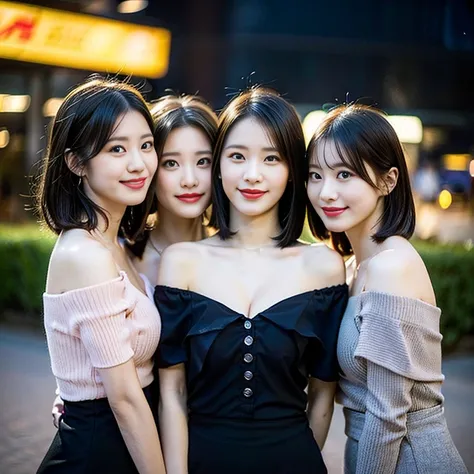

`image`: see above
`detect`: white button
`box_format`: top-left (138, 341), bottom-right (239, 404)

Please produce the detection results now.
top-left (244, 370), bottom-right (253, 381)
top-left (243, 353), bottom-right (253, 363)
top-left (244, 320), bottom-right (252, 330)
top-left (243, 387), bottom-right (253, 398)
top-left (244, 335), bottom-right (254, 346)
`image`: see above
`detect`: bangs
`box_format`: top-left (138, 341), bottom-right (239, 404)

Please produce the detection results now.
top-left (311, 133), bottom-right (378, 189)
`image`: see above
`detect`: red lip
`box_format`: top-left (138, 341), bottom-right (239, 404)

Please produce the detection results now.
top-left (121, 178), bottom-right (146, 189)
top-left (176, 193), bottom-right (204, 203)
top-left (239, 188), bottom-right (267, 200)
top-left (321, 206), bottom-right (347, 217)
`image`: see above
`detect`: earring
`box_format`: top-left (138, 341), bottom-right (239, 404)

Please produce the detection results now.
top-left (78, 176), bottom-right (82, 186)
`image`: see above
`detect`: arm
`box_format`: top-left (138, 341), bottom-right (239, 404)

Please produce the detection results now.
top-left (99, 360), bottom-right (166, 474)
top-left (355, 363), bottom-right (414, 474)
top-left (307, 378), bottom-right (337, 449)
top-left (155, 243), bottom-right (196, 474)
top-left (159, 365), bottom-right (188, 474)
top-left (47, 237), bottom-right (165, 473)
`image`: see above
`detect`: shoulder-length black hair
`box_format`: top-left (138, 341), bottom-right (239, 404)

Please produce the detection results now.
top-left (209, 86), bottom-right (307, 248)
top-left (307, 104), bottom-right (416, 255)
top-left (127, 94), bottom-right (218, 257)
top-left (36, 76), bottom-right (156, 242)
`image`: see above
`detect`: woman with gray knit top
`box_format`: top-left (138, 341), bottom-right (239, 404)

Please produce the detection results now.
top-left (306, 104), bottom-right (468, 474)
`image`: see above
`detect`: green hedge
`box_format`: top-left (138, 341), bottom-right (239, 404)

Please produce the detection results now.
top-left (0, 225), bottom-right (55, 314)
top-left (1, 225), bottom-right (473, 350)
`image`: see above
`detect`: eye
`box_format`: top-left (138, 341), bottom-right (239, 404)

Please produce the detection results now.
top-left (309, 171), bottom-right (322, 180)
top-left (229, 152), bottom-right (245, 161)
top-left (142, 141), bottom-right (154, 150)
top-left (337, 170), bottom-right (353, 180)
top-left (109, 145), bottom-right (125, 153)
top-left (264, 155), bottom-right (280, 163)
top-left (162, 159), bottom-right (178, 169)
top-left (197, 157), bottom-right (212, 166)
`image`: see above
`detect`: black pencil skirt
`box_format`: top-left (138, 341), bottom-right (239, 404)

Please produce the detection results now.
top-left (36, 384), bottom-right (156, 474)
top-left (188, 414), bottom-right (327, 474)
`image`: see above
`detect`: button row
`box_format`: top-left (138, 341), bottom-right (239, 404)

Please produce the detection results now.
top-left (243, 319), bottom-right (254, 398)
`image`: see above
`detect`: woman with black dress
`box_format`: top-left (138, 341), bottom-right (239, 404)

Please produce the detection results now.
top-left (154, 86), bottom-right (348, 474)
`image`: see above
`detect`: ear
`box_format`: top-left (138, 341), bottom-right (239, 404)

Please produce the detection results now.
top-left (64, 149), bottom-right (84, 177)
top-left (380, 167), bottom-right (399, 196)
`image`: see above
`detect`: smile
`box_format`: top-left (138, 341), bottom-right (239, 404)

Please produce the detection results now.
top-left (321, 206), bottom-right (348, 217)
top-left (239, 189), bottom-right (267, 200)
top-left (176, 193), bottom-right (204, 203)
top-left (121, 178), bottom-right (147, 189)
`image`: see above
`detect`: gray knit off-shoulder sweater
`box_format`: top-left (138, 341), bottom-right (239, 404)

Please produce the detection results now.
top-left (336, 291), bottom-right (467, 474)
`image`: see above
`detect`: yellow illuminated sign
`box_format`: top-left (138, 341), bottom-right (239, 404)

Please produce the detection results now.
top-left (0, 1), bottom-right (171, 78)
top-left (442, 154), bottom-right (471, 171)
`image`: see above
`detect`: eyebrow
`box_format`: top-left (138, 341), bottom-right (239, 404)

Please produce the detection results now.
top-left (309, 160), bottom-right (348, 169)
top-left (224, 144), bottom-right (279, 153)
top-left (161, 150), bottom-right (212, 158)
top-left (107, 133), bottom-right (154, 143)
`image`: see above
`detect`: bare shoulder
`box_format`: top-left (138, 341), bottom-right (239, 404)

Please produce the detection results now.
top-left (365, 237), bottom-right (435, 304)
top-left (47, 230), bottom-right (118, 294)
top-left (157, 241), bottom-right (204, 288)
top-left (303, 243), bottom-right (346, 288)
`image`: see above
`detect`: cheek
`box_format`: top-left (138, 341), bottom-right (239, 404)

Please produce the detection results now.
top-left (86, 157), bottom-right (121, 183)
top-left (271, 167), bottom-right (290, 190)
top-left (197, 168), bottom-right (212, 192)
top-left (146, 152), bottom-right (158, 175)
top-left (156, 170), bottom-right (177, 201)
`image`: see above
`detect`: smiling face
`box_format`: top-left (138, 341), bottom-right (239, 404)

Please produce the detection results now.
top-left (81, 110), bottom-right (157, 214)
top-left (155, 126), bottom-right (212, 219)
top-left (219, 117), bottom-right (289, 219)
top-left (307, 139), bottom-right (384, 235)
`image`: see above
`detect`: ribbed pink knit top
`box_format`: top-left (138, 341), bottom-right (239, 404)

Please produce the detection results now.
top-left (43, 271), bottom-right (161, 402)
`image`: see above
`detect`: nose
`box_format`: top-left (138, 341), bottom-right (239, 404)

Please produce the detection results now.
top-left (319, 177), bottom-right (338, 202)
top-left (127, 147), bottom-right (146, 173)
top-left (180, 164), bottom-right (198, 188)
top-left (243, 158), bottom-right (263, 184)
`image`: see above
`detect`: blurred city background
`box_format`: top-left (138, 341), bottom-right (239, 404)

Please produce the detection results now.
top-left (0, 1), bottom-right (473, 473)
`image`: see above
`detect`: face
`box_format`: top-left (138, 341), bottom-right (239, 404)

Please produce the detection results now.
top-left (220, 117), bottom-right (289, 218)
top-left (81, 110), bottom-right (157, 213)
top-left (155, 126), bottom-right (212, 218)
top-left (307, 140), bottom-right (383, 234)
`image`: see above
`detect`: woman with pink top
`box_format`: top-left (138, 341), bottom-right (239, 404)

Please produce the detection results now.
top-left (36, 77), bottom-right (165, 474)
top-left (50, 93), bottom-right (218, 426)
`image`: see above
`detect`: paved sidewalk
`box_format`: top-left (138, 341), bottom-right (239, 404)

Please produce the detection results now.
top-left (1, 323), bottom-right (472, 474)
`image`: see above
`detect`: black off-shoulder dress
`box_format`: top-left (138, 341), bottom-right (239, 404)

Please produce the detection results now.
top-left (154, 284), bottom-right (348, 474)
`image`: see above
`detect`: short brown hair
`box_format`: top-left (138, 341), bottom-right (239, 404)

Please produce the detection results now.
top-left (307, 104), bottom-right (416, 255)
top-left (209, 86), bottom-right (306, 248)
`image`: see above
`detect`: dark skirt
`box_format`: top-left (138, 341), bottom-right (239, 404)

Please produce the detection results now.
top-left (188, 414), bottom-right (327, 474)
top-left (37, 385), bottom-right (156, 474)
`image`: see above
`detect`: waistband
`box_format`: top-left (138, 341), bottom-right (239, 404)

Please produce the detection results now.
top-left (344, 404), bottom-right (446, 441)
top-left (189, 413), bottom-right (308, 428)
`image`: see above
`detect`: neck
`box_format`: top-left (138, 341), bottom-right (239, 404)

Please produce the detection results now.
top-left (228, 205), bottom-right (281, 248)
top-left (345, 199), bottom-right (384, 266)
top-left (94, 207), bottom-right (125, 247)
top-left (151, 204), bottom-right (205, 249)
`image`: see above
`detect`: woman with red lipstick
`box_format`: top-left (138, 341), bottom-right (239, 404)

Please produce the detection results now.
top-left (154, 86), bottom-right (348, 474)
top-left (127, 94), bottom-right (217, 283)
top-left (50, 94), bottom-right (218, 428)
top-left (36, 77), bottom-right (165, 474)
top-left (306, 104), bottom-right (467, 474)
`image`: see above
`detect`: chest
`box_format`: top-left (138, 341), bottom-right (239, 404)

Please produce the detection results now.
top-left (192, 254), bottom-right (307, 319)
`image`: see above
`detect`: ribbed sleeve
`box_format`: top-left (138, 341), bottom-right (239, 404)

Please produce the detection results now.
top-left (337, 291), bottom-right (447, 474)
top-left (43, 272), bottom-right (161, 401)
